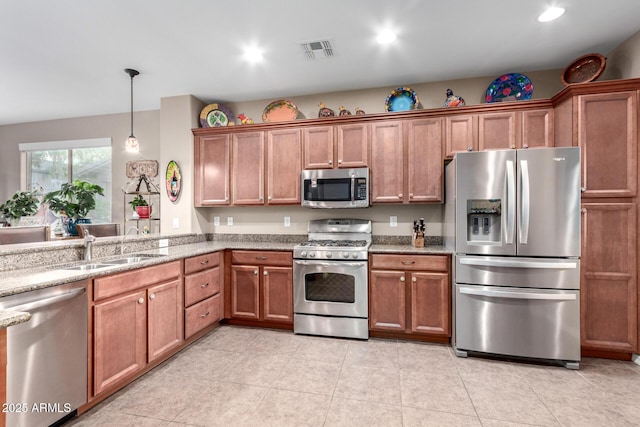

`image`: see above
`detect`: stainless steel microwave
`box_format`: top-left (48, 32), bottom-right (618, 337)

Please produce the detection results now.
top-left (301, 167), bottom-right (369, 208)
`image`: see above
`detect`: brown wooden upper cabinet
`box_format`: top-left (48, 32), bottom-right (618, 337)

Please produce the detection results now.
top-left (370, 118), bottom-right (444, 204)
top-left (266, 129), bottom-right (302, 204)
top-left (445, 108), bottom-right (553, 157)
top-left (302, 123), bottom-right (368, 169)
top-left (232, 132), bottom-right (265, 205)
top-left (194, 134), bottom-right (231, 206)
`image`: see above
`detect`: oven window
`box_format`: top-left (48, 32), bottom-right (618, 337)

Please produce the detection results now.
top-left (304, 273), bottom-right (355, 303)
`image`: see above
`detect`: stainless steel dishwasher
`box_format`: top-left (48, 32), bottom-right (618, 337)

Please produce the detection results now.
top-left (1, 280), bottom-right (87, 427)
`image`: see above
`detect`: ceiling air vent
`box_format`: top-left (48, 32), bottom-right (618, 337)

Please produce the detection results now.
top-left (299, 39), bottom-right (335, 59)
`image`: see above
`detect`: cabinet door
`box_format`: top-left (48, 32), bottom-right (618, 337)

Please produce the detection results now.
top-left (230, 265), bottom-right (260, 319)
top-left (267, 129), bottom-right (301, 204)
top-left (369, 270), bottom-right (406, 331)
top-left (478, 112), bottom-right (519, 151)
top-left (370, 121), bottom-right (404, 203)
top-left (232, 132), bottom-right (265, 205)
top-left (581, 203), bottom-right (637, 353)
top-left (578, 92), bottom-right (637, 198)
top-left (445, 115), bottom-right (477, 157)
top-left (147, 279), bottom-right (183, 363)
top-left (94, 290), bottom-right (147, 395)
top-left (194, 134), bottom-right (230, 206)
top-left (336, 123), bottom-right (369, 168)
top-left (410, 272), bottom-right (450, 336)
top-left (303, 126), bottom-right (334, 169)
top-left (521, 108), bottom-right (553, 148)
top-left (262, 266), bottom-right (293, 323)
top-left (406, 118), bottom-right (443, 202)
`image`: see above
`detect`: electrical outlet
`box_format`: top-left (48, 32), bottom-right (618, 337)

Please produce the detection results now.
top-left (227, 217), bottom-right (234, 226)
top-left (390, 216), bottom-right (398, 227)
top-left (159, 239), bottom-right (168, 248)
top-left (284, 216), bottom-right (291, 227)
top-left (213, 216), bottom-right (220, 226)
top-left (172, 218), bottom-right (180, 229)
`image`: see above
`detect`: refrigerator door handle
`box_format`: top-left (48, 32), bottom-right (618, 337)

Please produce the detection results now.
top-left (459, 286), bottom-right (577, 301)
top-left (520, 159), bottom-right (530, 244)
top-left (505, 160), bottom-right (516, 245)
top-left (459, 257), bottom-right (578, 269)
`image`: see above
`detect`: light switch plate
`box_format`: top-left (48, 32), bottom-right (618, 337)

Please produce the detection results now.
top-left (172, 218), bottom-right (180, 229)
top-left (213, 216), bottom-right (220, 226)
top-left (227, 217), bottom-right (234, 226)
top-left (390, 216), bottom-right (398, 227)
top-left (284, 216), bottom-right (291, 227)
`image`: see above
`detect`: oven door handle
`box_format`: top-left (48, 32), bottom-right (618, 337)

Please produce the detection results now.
top-left (294, 260), bottom-right (366, 268)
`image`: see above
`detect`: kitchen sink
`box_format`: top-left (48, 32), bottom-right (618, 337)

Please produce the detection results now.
top-left (64, 263), bottom-right (117, 271)
top-left (106, 254), bottom-right (165, 264)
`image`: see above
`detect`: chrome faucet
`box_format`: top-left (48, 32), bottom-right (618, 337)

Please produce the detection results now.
top-left (121, 226), bottom-right (139, 255)
top-left (83, 228), bottom-right (96, 261)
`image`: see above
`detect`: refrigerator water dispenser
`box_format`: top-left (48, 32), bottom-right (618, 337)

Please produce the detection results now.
top-left (467, 200), bottom-right (501, 243)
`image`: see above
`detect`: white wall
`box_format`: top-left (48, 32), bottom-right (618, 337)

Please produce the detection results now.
top-left (602, 29), bottom-right (640, 79)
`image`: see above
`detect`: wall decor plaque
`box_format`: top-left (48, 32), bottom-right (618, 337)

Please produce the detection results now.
top-left (126, 160), bottom-right (159, 179)
top-left (166, 160), bottom-right (181, 202)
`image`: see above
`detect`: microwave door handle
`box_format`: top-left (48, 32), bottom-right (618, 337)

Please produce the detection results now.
top-left (520, 159), bottom-right (530, 244)
top-left (351, 176), bottom-right (355, 202)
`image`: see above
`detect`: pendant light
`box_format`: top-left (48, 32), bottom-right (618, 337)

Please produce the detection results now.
top-left (124, 68), bottom-right (140, 153)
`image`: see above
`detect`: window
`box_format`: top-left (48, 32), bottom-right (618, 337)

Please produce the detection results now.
top-left (20, 138), bottom-right (112, 223)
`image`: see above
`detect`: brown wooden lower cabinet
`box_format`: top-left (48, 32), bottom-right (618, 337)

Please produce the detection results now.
top-left (581, 202), bottom-right (638, 354)
top-left (369, 254), bottom-right (450, 339)
top-left (184, 252), bottom-right (223, 339)
top-left (230, 250), bottom-right (293, 325)
top-left (92, 261), bottom-right (183, 396)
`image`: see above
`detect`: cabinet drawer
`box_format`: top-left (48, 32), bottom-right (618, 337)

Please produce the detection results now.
top-left (185, 266), bottom-right (221, 307)
top-left (185, 252), bottom-right (221, 275)
top-left (94, 261), bottom-right (181, 301)
top-left (231, 250), bottom-right (292, 266)
top-left (370, 254), bottom-right (449, 272)
top-left (185, 293), bottom-right (221, 339)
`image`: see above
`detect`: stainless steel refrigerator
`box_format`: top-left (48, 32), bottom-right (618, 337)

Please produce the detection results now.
top-left (444, 147), bottom-right (581, 369)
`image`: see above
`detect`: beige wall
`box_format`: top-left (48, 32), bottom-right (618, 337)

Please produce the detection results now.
top-left (0, 111), bottom-right (160, 225)
top-left (602, 29), bottom-right (640, 80)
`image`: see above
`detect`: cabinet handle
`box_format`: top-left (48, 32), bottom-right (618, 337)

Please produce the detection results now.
top-left (268, 196), bottom-right (272, 201)
top-left (401, 261), bottom-right (415, 265)
top-left (467, 146), bottom-right (473, 151)
top-left (510, 145), bottom-right (516, 149)
top-left (409, 193), bottom-right (414, 199)
top-left (400, 276), bottom-right (405, 282)
top-left (200, 311), bottom-right (210, 318)
top-left (581, 208), bottom-right (587, 214)
top-left (263, 271), bottom-right (268, 276)
top-left (254, 270), bottom-right (259, 275)
top-left (259, 197), bottom-right (264, 202)
top-left (149, 293), bottom-right (156, 300)
top-left (338, 159), bottom-right (343, 164)
top-left (256, 256), bottom-right (267, 260)
top-left (398, 193), bottom-right (403, 198)
top-left (200, 282), bottom-right (209, 288)
top-left (200, 260), bottom-right (209, 265)
top-left (138, 298), bottom-right (144, 304)
top-left (412, 277), bottom-right (417, 282)
top-left (580, 187), bottom-right (586, 193)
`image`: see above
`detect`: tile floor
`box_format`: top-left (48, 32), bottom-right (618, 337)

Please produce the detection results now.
top-left (67, 325), bottom-right (640, 427)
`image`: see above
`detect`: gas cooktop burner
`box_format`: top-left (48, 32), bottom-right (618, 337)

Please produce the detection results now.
top-left (299, 240), bottom-right (368, 248)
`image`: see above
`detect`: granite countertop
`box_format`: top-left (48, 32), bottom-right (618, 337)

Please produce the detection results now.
top-left (0, 240), bottom-right (449, 329)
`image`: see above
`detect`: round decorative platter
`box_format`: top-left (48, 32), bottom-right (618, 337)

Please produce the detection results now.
top-left (262, 100), bottom-right (299, 122)
top-left (200, 103), bottom-right (234, 127)
top-left (165, 160), bottom-right (181, 202)
top-left (485, 73), bottom-right (533, 103)
top-left (385, 87), bottom-right (419, 112)
top-left (561, 53), bottom-right (606, 85)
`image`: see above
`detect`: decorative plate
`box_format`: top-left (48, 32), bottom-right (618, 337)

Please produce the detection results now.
top-left (200, 103), bottom-right (234, 127)
top-left (561, 53), bottom-right (606, 85)
top-left (385, 87), bottom-right (419, 112)
top-left (262, 100), bottom-right (299, 122)
top-left (485, 73), bottom-right (533, 103)
top-left (165, 160), bottom-right (181, 203)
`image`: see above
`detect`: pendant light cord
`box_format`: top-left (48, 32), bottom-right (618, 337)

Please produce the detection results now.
top-left (130, 73), bottom-right (134, 137)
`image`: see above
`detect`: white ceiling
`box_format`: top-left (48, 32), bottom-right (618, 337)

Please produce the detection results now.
top-left (2, 0), bottom-right (640, 126)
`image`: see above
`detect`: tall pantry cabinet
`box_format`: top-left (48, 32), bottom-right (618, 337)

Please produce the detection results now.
top-left (553, 80), bottom-right (639, 358)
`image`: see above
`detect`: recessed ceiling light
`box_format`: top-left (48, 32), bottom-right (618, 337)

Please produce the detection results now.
top-left (538, 7), bottom-right (565, 22)
top-left (376, 30), bottom-right (397, 44)
top-left (243, 47), bottom-right (263, 63)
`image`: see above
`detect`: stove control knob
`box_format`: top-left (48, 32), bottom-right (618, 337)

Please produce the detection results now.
top-left (326, 252), bottom-right (332, 258)
top-left (351, 253), bottom-right (359, 259)
top-left (300, 251), bottom-right (307, 258)
top-left (309, 252), bottom-right (316, 258)
top-left (342, 252), bottom-right (349, 258)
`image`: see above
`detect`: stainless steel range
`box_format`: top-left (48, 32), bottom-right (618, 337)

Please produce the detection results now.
top-left (293, 219), bottom-right (371, 339)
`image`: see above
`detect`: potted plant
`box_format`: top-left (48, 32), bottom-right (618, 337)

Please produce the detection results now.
top-left (0, 190), bottom-right (40, 226)
top-left (129, 195), bottom-right (151, 218)
top-left (44, 180), bottom-right (104, 236)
